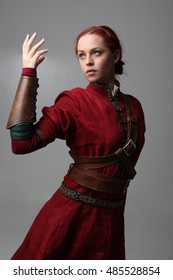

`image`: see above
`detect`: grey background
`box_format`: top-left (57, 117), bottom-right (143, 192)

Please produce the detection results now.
top-left (0, 0), bottom-right (172, 260)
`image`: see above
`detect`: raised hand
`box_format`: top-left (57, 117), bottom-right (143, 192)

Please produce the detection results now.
top-left (22, 32), bottom-right (48, 68)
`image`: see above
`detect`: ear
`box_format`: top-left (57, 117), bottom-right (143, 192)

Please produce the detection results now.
top-left (114, 49), bottom-right (121, 64)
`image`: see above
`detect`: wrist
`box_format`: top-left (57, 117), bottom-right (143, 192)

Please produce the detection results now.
top-left (22, 68), bottom-right (37, 77)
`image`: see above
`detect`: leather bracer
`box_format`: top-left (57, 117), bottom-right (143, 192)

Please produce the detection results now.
top-left (6, 76), bottom-right (39, 129)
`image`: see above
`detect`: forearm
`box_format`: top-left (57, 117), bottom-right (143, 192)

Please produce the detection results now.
top-left (10, 121), bottom-right (46, 154)
top-left (7, 67), bottom-right (44, 153)
top-left (11, 134), bottom-right (43, 154)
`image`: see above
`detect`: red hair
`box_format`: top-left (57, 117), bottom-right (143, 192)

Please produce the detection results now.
top-left (75, 25), bottom-right (124, 75)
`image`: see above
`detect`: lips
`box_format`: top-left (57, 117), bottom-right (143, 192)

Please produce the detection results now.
top-left (86, 69), bottom-right (96, 74)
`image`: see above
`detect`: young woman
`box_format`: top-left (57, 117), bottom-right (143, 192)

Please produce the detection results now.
top-left (7, 26), bottom-right (145, 259)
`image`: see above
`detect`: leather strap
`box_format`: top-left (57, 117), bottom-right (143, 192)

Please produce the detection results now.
top-left (69, 152), bottom-right (119, 168)
top-left (114, 94), bottom-right (138, 179)
top-left (69, 165), bottom-right (130, 193)
top-left (68, 93), bottom-right (139, 193)
top-left (115, 147), bottom-right (136, 179)
top-left (123, 94), bottom-right (138, 145)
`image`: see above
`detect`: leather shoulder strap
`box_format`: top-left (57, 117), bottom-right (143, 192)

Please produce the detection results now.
top-left (115, 93), bottom-right (139, 179)
top-left (122, 93), bottom-right (138, 145)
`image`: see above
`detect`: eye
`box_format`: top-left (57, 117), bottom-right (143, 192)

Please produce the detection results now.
top-left (92, 50), bottom-right (102, 56)
top-left (78, 53), bottom-right (85, 59)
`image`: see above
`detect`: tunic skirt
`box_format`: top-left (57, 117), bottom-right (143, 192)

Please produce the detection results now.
top-left (11, 176), bottom-right (126, 260)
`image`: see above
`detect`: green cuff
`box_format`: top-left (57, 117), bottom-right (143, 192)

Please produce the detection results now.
top-left (10, 123), bottom-right (35, 140)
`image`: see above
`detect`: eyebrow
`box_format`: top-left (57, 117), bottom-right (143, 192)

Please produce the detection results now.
top-left (77, 47), bottom-right (104, 53)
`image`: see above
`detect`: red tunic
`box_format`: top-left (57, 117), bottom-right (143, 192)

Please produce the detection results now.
top-left (11, 72), bottom-right (145, 260)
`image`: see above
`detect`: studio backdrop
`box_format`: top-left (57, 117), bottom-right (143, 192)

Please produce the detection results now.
top-left (0, 0), bottom-right (172, 259)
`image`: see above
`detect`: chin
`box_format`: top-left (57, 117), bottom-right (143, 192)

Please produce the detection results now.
top-left (86, 76), bottom-right (102, 83)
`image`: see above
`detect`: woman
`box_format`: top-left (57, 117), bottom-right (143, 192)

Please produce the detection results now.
top-left (7, 26), bottom-right (145, 259)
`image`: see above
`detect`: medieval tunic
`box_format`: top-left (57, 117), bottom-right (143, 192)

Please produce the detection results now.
top-left (10, 73), bottom-right (145, 260)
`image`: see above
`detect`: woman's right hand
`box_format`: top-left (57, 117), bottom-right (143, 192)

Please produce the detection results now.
top-left (22, 32), bottom-right (48, 68)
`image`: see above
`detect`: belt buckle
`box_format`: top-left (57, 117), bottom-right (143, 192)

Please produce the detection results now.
top-left (123, 179), bottom-right (130, 193)
top-left (122, 139), bottom-right (136, 157)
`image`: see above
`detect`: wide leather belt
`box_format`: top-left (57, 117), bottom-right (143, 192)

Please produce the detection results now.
top-left (68, 165), bottom-right (130, 194)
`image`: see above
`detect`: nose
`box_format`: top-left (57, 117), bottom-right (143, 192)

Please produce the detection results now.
top-left (86, 55), bottom-right (94, 66)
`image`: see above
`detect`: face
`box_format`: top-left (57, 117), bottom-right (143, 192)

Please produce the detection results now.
top-left (77, 34), bottom-right (120, 85)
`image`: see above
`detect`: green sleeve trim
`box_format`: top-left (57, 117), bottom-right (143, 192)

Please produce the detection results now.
top-left (10, 123), bottom-right (35, 140)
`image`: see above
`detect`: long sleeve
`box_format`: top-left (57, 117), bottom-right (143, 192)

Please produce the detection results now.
top-left (10, 89), bottom-right (79, 154)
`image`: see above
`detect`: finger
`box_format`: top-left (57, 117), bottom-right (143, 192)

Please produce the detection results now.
top-left (22, 34), bottom-right (30, 47)
top-left (33, 49), bottom-right (48, 60)
top-left (34, 50), bottom-right (48, 68)
top-left (27, 32), bottom-right (37, 45)
top-left (29, 38), bottom-right (45, 56)
top-left (23, 32), bottom-right (37, 51)
top-left (37, 55), bottom-right (46, 66)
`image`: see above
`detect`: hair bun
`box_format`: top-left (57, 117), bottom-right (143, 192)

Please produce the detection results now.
top-left (114, 59), bottom-right (124, 75)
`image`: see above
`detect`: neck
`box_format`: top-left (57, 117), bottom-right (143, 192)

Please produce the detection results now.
top-left (92, 78), bottom-right (120, 89)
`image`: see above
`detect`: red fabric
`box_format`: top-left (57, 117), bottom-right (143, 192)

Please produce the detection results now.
top-left (12, 177), bottom-right (126, 260)
top-left (22, 68), bottom-right (37, 77)
top-left (11, 82), bottom-right (145, 260)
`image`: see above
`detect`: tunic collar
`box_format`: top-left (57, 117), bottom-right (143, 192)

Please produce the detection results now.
top-left (87, 79), bottom-right (121, 101)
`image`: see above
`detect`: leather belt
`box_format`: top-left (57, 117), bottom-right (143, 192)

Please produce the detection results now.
top-left (68, 165), bottom-right (130, 194)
